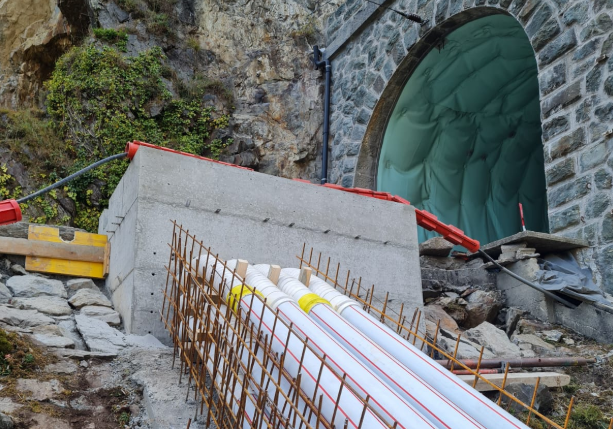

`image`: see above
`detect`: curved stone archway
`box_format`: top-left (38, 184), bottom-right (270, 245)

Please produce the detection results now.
top-left (354, 7), bottom-right (509, 190)
top-left (326, 0), bottom-right (613, 290)
top-left (373, 12), bottom-right (548, 244)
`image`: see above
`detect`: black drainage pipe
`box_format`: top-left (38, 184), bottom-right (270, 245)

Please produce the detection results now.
top-left (313, 45), bottom-right (331, 185)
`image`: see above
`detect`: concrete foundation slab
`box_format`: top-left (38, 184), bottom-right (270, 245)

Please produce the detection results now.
top-left (477, 231), bottom-right (588, 259)
top-left (100, 146), bottom-right (423, 342)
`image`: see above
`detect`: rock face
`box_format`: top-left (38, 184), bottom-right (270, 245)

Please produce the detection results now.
top-left (32, 333), bottom-right (75, 348)
top-left (75, 314), bottom-right (126, 354)
top-left (502, 383), bottom-right (553, 414)
top-left (0, 412), bottom-right (13, 429)
top-left (0, 283), bottom-right (11, 303)
top-left (68, 288), bottom-right (112, 308)
top-left (419, 237), bottom-right (454, 256)
top-left (12, 296), bottom-right (72, 316)
top-left (66, 278), bottom-right (98, 292)
top-left (0, 305), bottom-right (55, 327)
top-left (6, 276), bottom-right (67, 298)
top-left (423, 305), bottom-right (460, 333)
top-left (0, 0), bottom-right (80, 108)
top-left (15, 379), bottom-right (61, 401)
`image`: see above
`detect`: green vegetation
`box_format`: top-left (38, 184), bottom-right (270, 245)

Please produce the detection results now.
top-left (93, 28), bottom-right (128, 51)
top-left (116, 0), bottom-right (178, 36)
top-left (567, 405), bottom-right (610, 429)
top-left (0, 328), bottom-right (50, 378)
top-left (42, 43), bottom-right (231, 231)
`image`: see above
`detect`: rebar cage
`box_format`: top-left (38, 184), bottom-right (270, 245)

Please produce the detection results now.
top-left (162, 221), bottom-right (609, 429)
top-left (296, 245), bottom-right (609, 429)
top-left (162, 222), bottom-right (401, 429)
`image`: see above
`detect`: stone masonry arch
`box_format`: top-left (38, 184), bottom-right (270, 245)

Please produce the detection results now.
top-left (325, 0), bottom-right (613, 291)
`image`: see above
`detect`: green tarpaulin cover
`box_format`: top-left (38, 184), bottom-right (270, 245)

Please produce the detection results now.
top-left (378, 15), bottom-right (549, 245)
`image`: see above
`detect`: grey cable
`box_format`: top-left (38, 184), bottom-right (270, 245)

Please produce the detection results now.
top-left (17, 152), bottom-right (128, 204)
top-left (477, 249), bottom-right (578, 309)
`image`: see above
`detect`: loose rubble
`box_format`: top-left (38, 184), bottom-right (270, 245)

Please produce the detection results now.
top-left (0, 259), bottom-right (173, 428)
top-left (422, 251), bottom-right (613, 423)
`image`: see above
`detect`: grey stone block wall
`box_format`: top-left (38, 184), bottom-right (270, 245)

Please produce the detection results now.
top-left (325, 0), bottom-right (613, 293)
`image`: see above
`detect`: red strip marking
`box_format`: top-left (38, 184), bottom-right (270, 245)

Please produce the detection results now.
top-left (347, 307), bottom-right (525, 428)
top-left (313, 305), bottom-right (484, 429)
top-left (240, 298), bottom-right (378, 429)
top-left (274, 303), bottom-right (435, 429)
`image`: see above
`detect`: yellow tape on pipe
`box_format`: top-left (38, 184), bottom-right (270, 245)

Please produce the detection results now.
top-left (298, 293), bottom-right (330, 314)
top-left (227, 284), bottom-right (264, 312)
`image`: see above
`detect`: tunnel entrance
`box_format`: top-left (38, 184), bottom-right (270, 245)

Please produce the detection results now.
top-left (377, 14), bottom-right (549, 245)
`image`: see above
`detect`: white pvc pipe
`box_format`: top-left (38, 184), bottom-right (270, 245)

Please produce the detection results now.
top-left (199, 257), bottom-right (391, 429)
top-left (244, 266), bottom-right (436, 429)
top-left (255, 266), bottom-right (486, 429)
top-left (282, 268), bottom-right (529, 429)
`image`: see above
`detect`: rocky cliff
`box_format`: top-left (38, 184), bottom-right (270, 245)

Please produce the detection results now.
top-left (0, 0), bottom-right (340, 228)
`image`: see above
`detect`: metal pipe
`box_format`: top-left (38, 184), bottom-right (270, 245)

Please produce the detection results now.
top-left (451, 369), bottom-right (502, 375)
top-left (437, 357), bottom-right (596, 370)
top-left (313, 46), bottom-right (331, 185)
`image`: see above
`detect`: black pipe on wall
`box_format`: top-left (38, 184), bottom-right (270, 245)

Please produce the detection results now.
top-left (313, 46), bottom-right (331, 185)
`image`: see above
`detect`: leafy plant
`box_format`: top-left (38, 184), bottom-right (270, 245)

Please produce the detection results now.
top-left (93, 28), bottom-right (128, 51)
top-left (45, 44), bottom-right (232, 231)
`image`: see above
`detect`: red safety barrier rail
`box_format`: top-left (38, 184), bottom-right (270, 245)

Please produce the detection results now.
top-left (294, 180), bottom-right (481, 253)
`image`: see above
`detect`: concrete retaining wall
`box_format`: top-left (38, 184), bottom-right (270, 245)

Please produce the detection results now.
top-left (498, 258), bottom-right (613, 343)
top-left (100, 146), bottom-right (423, 341)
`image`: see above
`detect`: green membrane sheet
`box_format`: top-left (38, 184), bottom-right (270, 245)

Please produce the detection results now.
top-left (378, 15), bottom-right (549, 245)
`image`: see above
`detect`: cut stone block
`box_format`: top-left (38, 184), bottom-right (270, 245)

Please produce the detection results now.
top-left (69, 289), bottom-right (112, 309)
top-left (6, 275), bottom-right (66, 298)
top-left (11, 296), bottom-right (72, 316)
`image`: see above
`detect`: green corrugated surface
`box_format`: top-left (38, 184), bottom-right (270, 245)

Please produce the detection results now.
top-left (378, 15), bottom-right (549, 245)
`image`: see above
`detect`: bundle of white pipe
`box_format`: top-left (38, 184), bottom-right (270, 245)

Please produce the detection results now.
top-left (282, 268), bottom-right (529, 429)
top-left (243, 265), bottom-right (437, 429)
top-left (253, 265), bottom-right (485, 429)
top-left (198, 258), bottom-right (390, 429)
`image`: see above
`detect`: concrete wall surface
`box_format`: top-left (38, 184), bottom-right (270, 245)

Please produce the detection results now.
top-left (100, 146), bottom-right (423, 341)
top-left (498, 259), bottom-right (613, 343)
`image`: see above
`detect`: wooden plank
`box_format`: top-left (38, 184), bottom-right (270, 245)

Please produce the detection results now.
top-left (235, 259), bottom-right (248, 279)
top-left (0, 236), bottom-right (104, 262)
top-left (299, 267), bottom-right (312, 287)
top-left (267, 265), bottom-right (281, 285)
top-left (458, 372), bottom-right (571, 391)
top-left (26, 225), bottom-right (108, 279)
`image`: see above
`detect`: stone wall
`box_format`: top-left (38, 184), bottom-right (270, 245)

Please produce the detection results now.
top-left (325, 0), bottom-right (613, 293)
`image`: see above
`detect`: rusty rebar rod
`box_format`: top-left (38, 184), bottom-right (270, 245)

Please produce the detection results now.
top-left (436, 357), bottom-right (597, 369)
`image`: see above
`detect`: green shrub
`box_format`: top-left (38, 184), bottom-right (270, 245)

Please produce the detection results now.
top-left (93, 28), bottom-right (128, 51)
top-left (45, 44), bottom-right (232, 231)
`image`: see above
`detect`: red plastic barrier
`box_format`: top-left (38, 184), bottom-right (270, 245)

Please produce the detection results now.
top-left (295, 180), bottom-right (480, 253)
top-left (125, 141), bottom-right (253, 171)
top-left (0, 199), bottom-right (22, 226)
